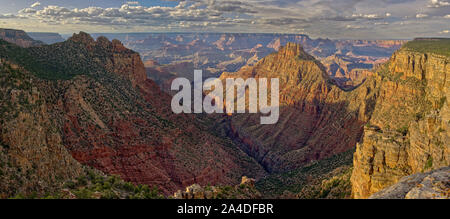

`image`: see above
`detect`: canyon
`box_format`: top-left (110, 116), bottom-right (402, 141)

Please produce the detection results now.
top-left (220, 43), bottom-right (377, 174)
top-left (0, 29), bottom-right (448, 199)
top-left (0, 31), bottom-right (266, 197)
top-left (221, 39), bottom-right (449, 199)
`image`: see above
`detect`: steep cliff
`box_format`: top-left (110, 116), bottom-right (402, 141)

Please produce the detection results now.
top-left (351, 39), bottom-right (450, 198)
top-left (122, 33), bottom-right (404, 91)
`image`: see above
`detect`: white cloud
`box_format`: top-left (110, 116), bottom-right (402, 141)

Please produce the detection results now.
top-left (374, 22), bottom-right (389, 25)
top-left (0, 0), bottom-right (448, 39)
top-left (0, 14), bottom-right (16, 19)
top-left (352, 13), bottom-right (383, 19)
top-left (416, 13), bottom-right (429, 18)
top-left (31, 2), bottom-right (41, 8)
top-left (428, 0), bottom-right (450, 8)
top-left (18, 3), bottom-right (224, 26)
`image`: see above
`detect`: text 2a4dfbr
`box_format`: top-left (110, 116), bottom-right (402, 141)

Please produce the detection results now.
top-left (220, 203), bottom-right (274, 214)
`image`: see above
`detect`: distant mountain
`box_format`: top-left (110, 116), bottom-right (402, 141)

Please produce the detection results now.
top-left (27, 32), bottom-right (65, 44)
top-left (96, 33), bottom-right (405, 89)
top-left (0, 28), bottom-right (43, 47)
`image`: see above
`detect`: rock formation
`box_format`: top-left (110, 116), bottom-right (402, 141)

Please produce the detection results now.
top-left (0, 42), bottom-right (84, 197)
top-left (1, 28), bottom-right (447, 199)
top-left (116, 33), bottom-right (404, 90)
top-left (351, 39), bottom-right (450, 198)
top-left (173, 176), bottom-right (261, 199)
top-left (221, 40), bottom-right (449, 199)
top-left (0, 28), bottom-right (43, 48)
top-left (369, 166), bottom-right (449, 199)
top-left (0, 31), bottom-right (266, 197)
top-left (220, 43), bottom-right (377, 173)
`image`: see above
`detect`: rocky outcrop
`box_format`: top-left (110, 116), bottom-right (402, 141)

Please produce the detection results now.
top-left (241, 176), bottom-right (256, 187)
top-left (351, 40), bottom-right (450, 198)
top-left (0, 28), bottom-right (43, 47)
top-left (369, 167), bottom-right (449, 199)
top-left (173, 176), bottom-right (261, 199)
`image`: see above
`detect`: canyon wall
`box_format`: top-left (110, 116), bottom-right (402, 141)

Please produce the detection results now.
top-left (351, 42), bottom-right (450, 198)
top-left (0, 32), bottom-right (266, 196)
top-left (0, 28), bottom-right (43, 48)
top-left (220, 43), bottom-right (378, 173)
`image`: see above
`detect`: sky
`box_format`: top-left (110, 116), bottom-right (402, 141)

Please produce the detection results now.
top-left (0, 0), bottom-right (449, 39)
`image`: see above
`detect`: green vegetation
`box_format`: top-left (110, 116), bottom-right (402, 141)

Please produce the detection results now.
top-left (424, 156), bottom-right (433, 170)
top-left (403, 38), bottom-right (450, 57)
top-left (397, 126), bottom-right (409, 136)
top-left (256, 149), bottom-right (354, 198)
top-left (7, 169), bottom-right (164, 199)
top-left (64, 170), bottom-right (164, 199)
top-left (297, 168), bottom-right (352, 199)
top-left (437, 96), bottom-right (447, 109)
top-left (0, 61), bottom-right (39, 122)
top-left (0, 39), bottom-right (112, 80)
top-left (212, 184), bottom-right (261, 199)
top-left (415, 112), bottom-right (424, 121)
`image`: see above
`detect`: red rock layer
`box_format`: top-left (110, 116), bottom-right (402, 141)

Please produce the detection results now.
top-left (40, 32), bottom-right (266, 194)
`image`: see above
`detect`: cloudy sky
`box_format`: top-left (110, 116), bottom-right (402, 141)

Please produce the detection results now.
top-left (0, 0), bottom-right (449, 39)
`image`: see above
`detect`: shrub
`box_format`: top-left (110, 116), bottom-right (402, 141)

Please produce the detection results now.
top-left (397, 126), bottom-right (409, 136)
top-left (424, 156), bottom-right (433, 170)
